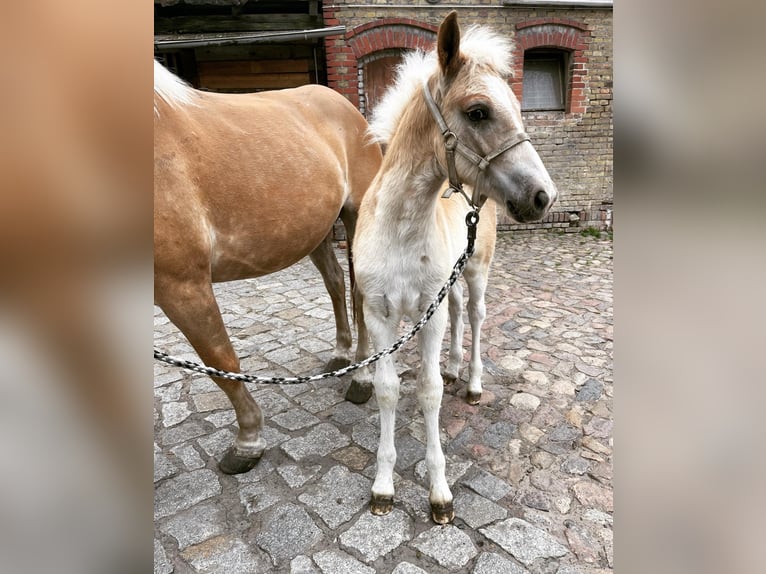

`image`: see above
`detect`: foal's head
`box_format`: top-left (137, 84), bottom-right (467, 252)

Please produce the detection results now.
top-left (427, 12), bottom-right (558, 222)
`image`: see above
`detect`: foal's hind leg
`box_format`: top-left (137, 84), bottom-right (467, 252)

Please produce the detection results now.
top-left (309, 234), bottom-right (353, 371)
top-left (158, 280), bottom-right (265, 474)
top-left (463, 266), bottom-right (489, 405)
top-left (443, 282), bottom-right (465, 384)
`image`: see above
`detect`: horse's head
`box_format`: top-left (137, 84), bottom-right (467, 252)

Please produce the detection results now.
top-left (428, 12), bottom-right (558, 222)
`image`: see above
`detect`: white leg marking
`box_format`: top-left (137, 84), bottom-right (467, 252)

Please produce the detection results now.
top-left (366, 311), bottom-right (400, 503)
top-left (416, 308), bottom-right (452, 510)
top-left (445, 282), bottom-right (464, 381)
top-left (465, 272), bottom-right (488, 397)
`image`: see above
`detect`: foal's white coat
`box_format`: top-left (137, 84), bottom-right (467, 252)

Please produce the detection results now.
top-left (353, 13), bottom-right (557, 523)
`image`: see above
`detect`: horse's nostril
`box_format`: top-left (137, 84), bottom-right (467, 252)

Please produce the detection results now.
top-left (534, 190), bottom-right (549, 211)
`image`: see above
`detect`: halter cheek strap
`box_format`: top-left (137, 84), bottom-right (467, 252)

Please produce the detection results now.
top-left (422, 81), bottom-right (531, 209)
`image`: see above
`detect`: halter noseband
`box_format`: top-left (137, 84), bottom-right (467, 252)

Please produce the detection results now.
top-left (422, 81), bottom-right (531, 210)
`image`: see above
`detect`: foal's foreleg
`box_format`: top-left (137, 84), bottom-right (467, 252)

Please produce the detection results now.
top-left (417, 308), bottom-right (454, 523)
top-left (464, 269), bottom-right (488, 405)
top-left (158, 281), bottom-right (265, 474)
top-left (308, 234), bottom-right (352, 370)
top-left (365, 310), bottom-right (400, 515)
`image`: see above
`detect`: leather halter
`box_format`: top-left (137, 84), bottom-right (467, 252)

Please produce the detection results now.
top-left (422, 81), bottom-right (531, 210)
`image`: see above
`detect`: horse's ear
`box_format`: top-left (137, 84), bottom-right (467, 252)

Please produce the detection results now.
top-left (437, 11), bottom-right (462, 78)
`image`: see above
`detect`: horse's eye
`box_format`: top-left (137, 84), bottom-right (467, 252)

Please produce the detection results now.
top-left (466, 107), bottom-right (489, 122)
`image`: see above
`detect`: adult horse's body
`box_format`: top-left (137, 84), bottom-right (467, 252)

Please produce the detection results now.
top-left (353, 13), bottom-right (558, 523)
top-left (154, 62), bottom-right (382, 473)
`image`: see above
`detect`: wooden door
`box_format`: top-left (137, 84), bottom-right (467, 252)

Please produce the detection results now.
top-left (363, 52), bottom-right (404, 117)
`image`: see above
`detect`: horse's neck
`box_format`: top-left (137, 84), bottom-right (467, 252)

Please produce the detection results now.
top-left (374, 139), bottom-right (445, 239)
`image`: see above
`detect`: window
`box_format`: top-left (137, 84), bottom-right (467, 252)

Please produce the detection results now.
top-left (521, 49), bottom-right (569, 111)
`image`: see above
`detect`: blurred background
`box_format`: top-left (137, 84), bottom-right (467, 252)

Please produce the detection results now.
top-left (0, 1), bottom-right (763, 572)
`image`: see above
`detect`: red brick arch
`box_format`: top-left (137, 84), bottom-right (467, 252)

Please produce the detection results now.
top-left (346, 19), bottom-right (438, 60)
top-left (512, 18), bottom-right (592, 114)
top-left (323, 14), bottom-right (437, 109)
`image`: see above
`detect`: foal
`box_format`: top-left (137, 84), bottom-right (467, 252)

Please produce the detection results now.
top-left (353, 13), bottom-right (557, 523)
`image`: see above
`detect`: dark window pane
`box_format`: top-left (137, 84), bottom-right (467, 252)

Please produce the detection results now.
top-left (522, 51), bottom-right (566, 111)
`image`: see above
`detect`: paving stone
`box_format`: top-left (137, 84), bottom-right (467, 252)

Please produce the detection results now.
top-left (197, 428), bottom-right (235, 458)
top-left (351, 421), bottom-right (380, 453)
top-left (154, 444), bottom-right (178, 483)
top-left (561, 456), bottom-right (591, 476)
top-left (575, 378), bottom-right (603, 401)
top-left (192, 392), bottom-right (231, 412)
top-left (161, 401), bottom-right (192, 427)
top-left (295, 387), bottom-right (345, 414)
top-left (454, 490), bottom-right (507, 528)
top-left (339, 509), bottom-right (412, 562)
top-left (472, 552), bottom-right (528, 574)
top-left (565, 522), bottom-right (602, 564)
top-left (159, 501), bottom-right (225, 550)
top-left (391, 562), bottom-right (430, 574)
top-left (483, 420), bottom-right (518, 449)
top-left (239, 481), bottom-right (281, 516)
top-left (582, 509), bottom-right (613, 526)
top-left (313, 550), bottom-right (375, 574)
top-left (277, 463), bottom-right (322, 489)
top-left (251, 388), bottom-right (293, 415)
top-left (395, 479), bottom-right (431, 523)
top-left (330, 401), bottom-right (367, 426)
top-left (521, 370), bottom-right (549, 386)
top-left (583, 417), bottom-right (612, 439)
top-left (170, 443), bottom-right (206, 471)
top-left (256, 504), bottom-right (323, 565)
top-left (331, 445), bottom-right (371, 471)
top-left (510, 392), bottom-right (541, 411)
top-left (298, 465), bottom-right (370, 529)
top-left (281, 422), bottom-right (351, 461)
top-left (182, 535), bottom-right (266, 573)
top-left (204, 410), bottom-right (237, 428)
top-left (480, 517), bottom-right (569, 566)
top-left (463, 469), bottom-right (513, 501)
top-left (290, 555), bottom-right (320, 574)
top-left (272, 408), bottom-right (321, 431)
top-left (158, 420), bottom-right (210, 447)
top-left (153, 539), bottom-right (173, 574)
top-left (572, 481), bottom-right (613, 512)
top-left (414, 456), bottom-right (473, 487)
top-left (155, 381), bottom-right (183, 402)
top-left (411, 524), bottom-right (478, 569)
top-left (154, 469), bottom-right (221, 520)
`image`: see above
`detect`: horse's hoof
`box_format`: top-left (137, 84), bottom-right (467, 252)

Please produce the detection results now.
top-left (218, 448), bottom-right (262, 475)
top-left (431, 501), bottom-right (455, 524)
top-left (326, 356), bottom-right (351, 371)
top-left (465, 390), bottom-right (482, 405)
top-left (442, 371), bottom-right (458, 385)
top-left (345, 380), bottom-right (374, 404)
top-left (370, 495), bottom-right (394, 516)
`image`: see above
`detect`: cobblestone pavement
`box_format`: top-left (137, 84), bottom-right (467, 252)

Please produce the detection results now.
top-left (154, 232), bottom-right (613, 574)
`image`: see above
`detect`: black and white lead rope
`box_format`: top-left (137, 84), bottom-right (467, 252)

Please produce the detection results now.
top-left (153, 210), bottom-right (480, 385)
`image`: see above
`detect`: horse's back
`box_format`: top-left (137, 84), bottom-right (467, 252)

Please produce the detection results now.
top-left (154, 84), bottom-right (380, 285)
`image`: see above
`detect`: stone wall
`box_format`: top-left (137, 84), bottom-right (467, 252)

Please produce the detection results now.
top-left (324, 1), bottom-right (612, 233)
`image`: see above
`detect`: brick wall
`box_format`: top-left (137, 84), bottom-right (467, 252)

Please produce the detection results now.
top-left (324, 1), bottom-right (612, 233)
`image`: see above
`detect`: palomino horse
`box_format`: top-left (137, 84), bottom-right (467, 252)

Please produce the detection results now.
top-left (154, 62), bottom-right (382, 474)
top-left (352, 12), bottom-right (558, 523)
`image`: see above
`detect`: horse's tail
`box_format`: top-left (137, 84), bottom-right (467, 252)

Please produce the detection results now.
top-left (339, 208), bottom-right (360, 328)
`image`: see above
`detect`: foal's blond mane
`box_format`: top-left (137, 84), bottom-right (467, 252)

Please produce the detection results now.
top-left (368, 25), bottom-right (514, 145)
top-left (154, 60), bottom-right (198, 115)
